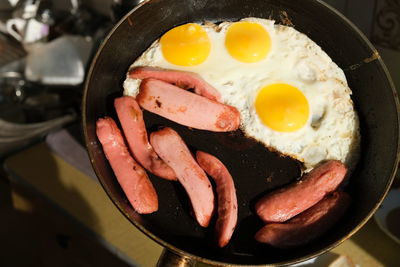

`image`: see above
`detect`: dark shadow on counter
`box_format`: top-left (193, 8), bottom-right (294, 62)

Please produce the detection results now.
top-left (0, 142), bottom-right (129, 267)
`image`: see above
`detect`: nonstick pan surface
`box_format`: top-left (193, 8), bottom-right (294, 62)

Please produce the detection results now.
top-left (83, 0), bottom-right (399, 265)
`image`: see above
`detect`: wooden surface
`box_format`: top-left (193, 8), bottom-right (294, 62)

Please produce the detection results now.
top-left (3, 142), bottom-right (400, 267)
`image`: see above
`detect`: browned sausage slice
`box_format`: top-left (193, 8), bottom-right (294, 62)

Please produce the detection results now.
top-left (114, 96), bottom-right (176, 180)
top-left (150, 127), bottom-right (214, 227)
top-left (96, 117), bottom-right (158, 214)
top-left (128, 66), bottom-right (222, 102)
top-left (255, 160), bottom-right (347, 223)
top-left (196, 151), bottom-right (238, 247)
top-left (255, 191), bottom-right (350, 248)
top-left (137, 78), bottom-right (240, 132)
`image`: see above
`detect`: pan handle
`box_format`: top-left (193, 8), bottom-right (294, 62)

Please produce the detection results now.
top-left (156, 249), bottom-right (196, 267)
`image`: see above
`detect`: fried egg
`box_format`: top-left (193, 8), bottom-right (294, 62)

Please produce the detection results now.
top-left (123, 18), bottom-right (360, 171)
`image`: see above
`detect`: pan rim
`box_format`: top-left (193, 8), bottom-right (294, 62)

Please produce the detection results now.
top-left (82, 0), bottom-right (400, 265)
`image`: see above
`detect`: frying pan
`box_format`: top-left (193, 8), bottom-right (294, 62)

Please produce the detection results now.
top-left (83, 0), bottom-right (400, 266)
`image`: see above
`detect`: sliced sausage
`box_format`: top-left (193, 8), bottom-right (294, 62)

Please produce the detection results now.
top-left (114, 96), bottom-right (176, 181)
top-left (137, 78), bottom-right (240, 132)
top-left (129, 66), bottom-right (222, 102)
top-left (96, 117), bottom-right (158, 214)
top-left (255, 160), bottom-right (347, 223)
top-left (255, 191), bottom-right (351, 248)
top-left (196, 151), bottom-right (238, 247)
top-left (150, 127), bottom-right (214, 227)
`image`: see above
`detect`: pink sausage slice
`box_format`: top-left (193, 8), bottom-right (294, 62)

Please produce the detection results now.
top-left (150, 127), bottom-right (214, 227)
top-left (129, 66), bottom-right (222, 102)
top-left (255, 160), bottom-right (347, 223)
top-left (255, 191), bottom-right (350, 248)
top-left (137, 78), bottom-right (240, 132)
top-left (196, 151), bottom-right (238, 247)
top-left (96, 117), bottom-right (158, 214)
top-left (114, 96), bottom-right (176, 181)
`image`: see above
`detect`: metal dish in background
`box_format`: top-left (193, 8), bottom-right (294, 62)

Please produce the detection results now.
top-left (0, 33), bottom-right (26, 66)
top-left (374, 188), bottom-right (400, 245)
top-left (83, 0), bottom-right (400, 266)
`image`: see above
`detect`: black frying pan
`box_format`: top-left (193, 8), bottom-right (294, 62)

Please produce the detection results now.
top-left (83, 0), bottom-right (400, 266)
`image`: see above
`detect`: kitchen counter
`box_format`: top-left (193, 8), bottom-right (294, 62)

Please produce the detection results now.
top-left (3, 140), bottom-right (400, 267)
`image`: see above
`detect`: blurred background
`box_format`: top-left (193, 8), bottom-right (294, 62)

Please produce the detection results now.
top-left (0, 0), bottom-right (399, 266)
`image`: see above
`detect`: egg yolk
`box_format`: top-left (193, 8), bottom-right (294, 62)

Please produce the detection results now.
top-left (255, 83), bottom-right (309, 132)
top-left (225, 21), bottom-right (271, 63)
top-left (160, 23), bottom-right (211, 66)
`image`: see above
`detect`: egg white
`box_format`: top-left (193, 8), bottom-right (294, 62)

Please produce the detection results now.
top-left (123, 18), bottom-right (360, 172)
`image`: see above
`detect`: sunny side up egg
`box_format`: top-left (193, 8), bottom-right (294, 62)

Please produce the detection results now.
top-left (123, 17), bottom-right (361, 172)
